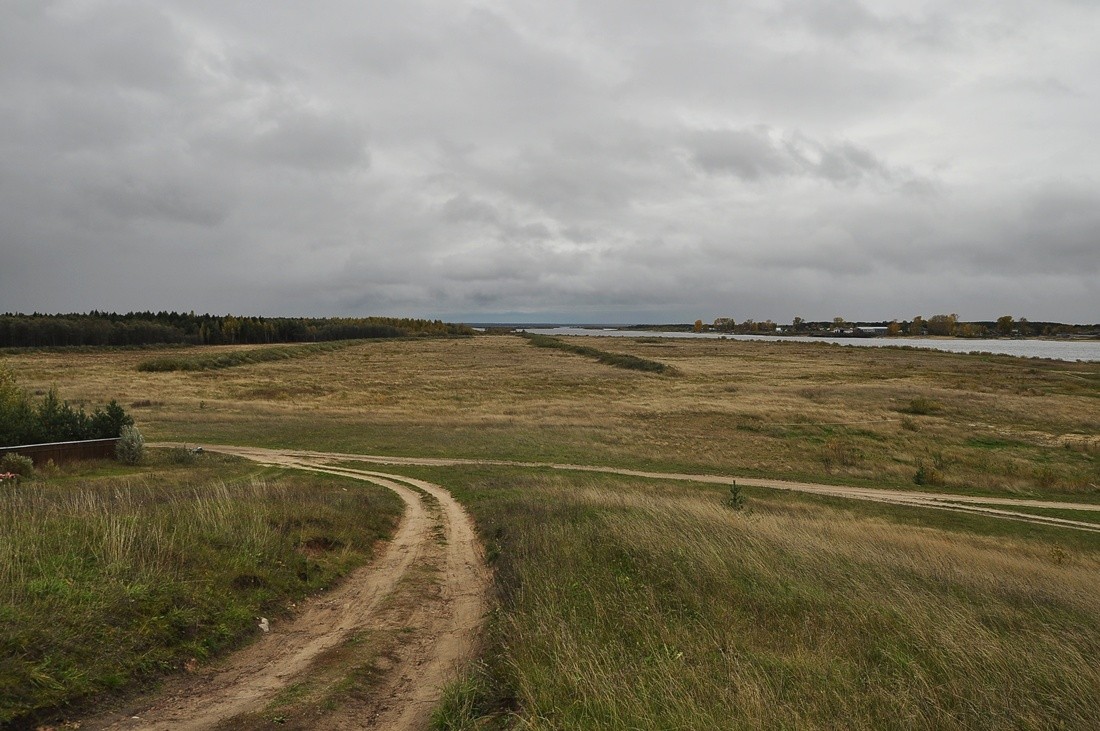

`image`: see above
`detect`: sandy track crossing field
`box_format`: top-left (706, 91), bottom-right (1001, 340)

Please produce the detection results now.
top-left (82, 450), bottom-right (489, 731)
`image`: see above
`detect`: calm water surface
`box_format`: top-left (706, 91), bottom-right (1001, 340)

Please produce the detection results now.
top-left (523, 328), bottom-right (1100, 362)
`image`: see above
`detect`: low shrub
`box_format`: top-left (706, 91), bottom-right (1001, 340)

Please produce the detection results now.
top-left (913, 460), bottom-right (943, 486)
top-left (900, 397), bottom-right (943, 415)
top-left (0, 453), bottom-right (34, 479)
top-left (116, 426), bottom-right (145, 465)
top-left (725, 481), bottom-right (746, 510)
top-left (164, 446), bottom-right (198, 466)
top-left (821, 439), bottom-right (862, 471)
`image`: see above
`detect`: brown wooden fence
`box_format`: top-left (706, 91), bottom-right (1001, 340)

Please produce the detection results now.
top-left (0, 438), bottom-right (119, 466)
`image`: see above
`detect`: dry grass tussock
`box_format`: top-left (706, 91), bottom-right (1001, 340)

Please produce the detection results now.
top-left (434, 471), bottom-right (1100, 730)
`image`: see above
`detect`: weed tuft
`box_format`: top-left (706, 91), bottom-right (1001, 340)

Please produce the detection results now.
top-left (164, 446), bottom-right (198, 466)
top-left (899, 397), bottom-right (943, 415)
top-left (913, 460), bottom-right (943, 486)
top-left (820, 439), bottom-right (862, 471)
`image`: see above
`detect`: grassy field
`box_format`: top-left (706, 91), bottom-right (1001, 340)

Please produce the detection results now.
top-left (1, 334), bottom-right (1097, 728)
top-left (0, 451), bottom-right (402, 727)
top-left (3, 335), bottom-right (1095, 496)
top-left (420, 465), bottom-right (1100, 730)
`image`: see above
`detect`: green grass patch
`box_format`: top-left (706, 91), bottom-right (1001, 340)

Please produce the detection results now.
top-left (966, 436), bottom-right (1027, 449)
top-left (0, 453), bottom-right (403, 727)
top-left (404, 465), bottom-right (1100, 730)
top-left (135, 341), bottom-right (360, 372)
top-left (520, 333), bottom-right (673, 374)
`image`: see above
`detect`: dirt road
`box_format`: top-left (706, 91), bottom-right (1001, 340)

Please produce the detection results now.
top-left (198, 445), bottom-right (1100, 534)
top-left (83, 451), bottom-right (489, 731)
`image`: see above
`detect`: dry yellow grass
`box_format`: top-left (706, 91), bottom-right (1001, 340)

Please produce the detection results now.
top-left (3, 335), bottom-right (1095, 495)
top-left (429, 468), bottom-right (1100, 729)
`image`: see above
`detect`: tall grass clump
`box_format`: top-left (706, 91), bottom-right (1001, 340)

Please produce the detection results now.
top-left (520, 333), bottom-right (673, 374)
top-left (0, 463), bottom-right (402, 727)
top-left (434, 468), bottom-right (1100, 730)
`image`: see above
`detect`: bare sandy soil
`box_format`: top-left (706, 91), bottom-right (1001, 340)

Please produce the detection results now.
top-left (80, 451), bottom-right (489, 731)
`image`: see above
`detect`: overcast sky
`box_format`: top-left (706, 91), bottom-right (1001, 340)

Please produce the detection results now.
top-left (1, 1), bottom-right (1097, 323)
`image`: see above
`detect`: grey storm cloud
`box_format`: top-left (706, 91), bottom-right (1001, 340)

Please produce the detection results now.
top-left (1, 0), bottom-right (1098, 323)
top-left (687, 127), bottom-right (893, 184)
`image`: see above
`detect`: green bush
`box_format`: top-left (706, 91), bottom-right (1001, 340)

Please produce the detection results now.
top-left (725, 481), bottom-right (746, 510)
top-left (0, 453), bottom-right (34, 479)
top-left (115, 426), bottom-right (145, 465)
top-left (0, 366), bottom-right (133, 447)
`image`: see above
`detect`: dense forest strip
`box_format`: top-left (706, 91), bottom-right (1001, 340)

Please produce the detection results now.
top-left (520, 332), bottom-right (673, 374)
top-left (0, 312), bottom-right (473, 348)
top-left (136, 341), bottom-right (357, 372)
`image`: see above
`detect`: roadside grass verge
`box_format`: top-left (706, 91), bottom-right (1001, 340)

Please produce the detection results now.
top-left (520, 333), bottom-right (673, 374)
top-left (135, 341), bottom-right (360, 372)
top-left (420, 466), bottom-right (1100, 730)
top-left (0, 452), bottom-right (403, 728)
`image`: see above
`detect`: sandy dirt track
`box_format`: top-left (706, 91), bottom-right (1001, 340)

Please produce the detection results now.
top-left (82, 451), bottom-right (489, 731)
top-left (197, 445), bottom-right (1100, 534)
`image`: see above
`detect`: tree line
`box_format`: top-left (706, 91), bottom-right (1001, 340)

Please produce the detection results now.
top-left (0, 312), bottom-right (473, 348)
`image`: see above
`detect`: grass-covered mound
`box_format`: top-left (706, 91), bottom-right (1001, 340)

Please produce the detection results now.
top-left (0, 452), bottom-right (403, 728)
top-left (520, 333), bottom-right (673, 374)
top-left (136, 341), bottom-right (356, 372)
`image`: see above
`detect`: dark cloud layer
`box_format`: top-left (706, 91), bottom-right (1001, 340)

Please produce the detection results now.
top-left (1, 0), bottom-right (1097, 323)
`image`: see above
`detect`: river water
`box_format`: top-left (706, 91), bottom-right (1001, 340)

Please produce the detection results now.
top-left (522, 327), bottom-right (1100, 363)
